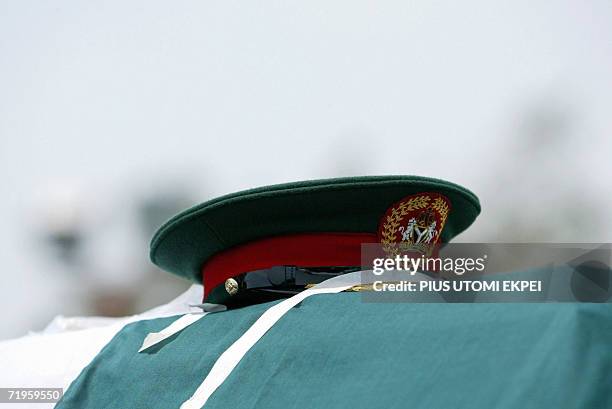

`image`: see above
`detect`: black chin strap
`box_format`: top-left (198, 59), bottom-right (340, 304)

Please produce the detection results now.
top-left (206, 265), bottom-right (362, 308)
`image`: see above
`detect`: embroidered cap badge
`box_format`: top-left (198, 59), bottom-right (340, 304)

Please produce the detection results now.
top-left (378, 193), bottom-right (451, 257)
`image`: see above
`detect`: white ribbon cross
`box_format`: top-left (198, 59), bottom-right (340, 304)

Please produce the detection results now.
top-left (139, 304), bottom-right (226, 353)
top-left (179, 272), bottom-right (366, 409)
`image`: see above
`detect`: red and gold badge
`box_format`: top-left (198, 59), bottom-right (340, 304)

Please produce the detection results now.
top-left (378, 193), bottom-right (451, 257)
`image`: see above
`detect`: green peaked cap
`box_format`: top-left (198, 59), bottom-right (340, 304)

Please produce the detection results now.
top-left (150, 176), bottom-right (481, 282)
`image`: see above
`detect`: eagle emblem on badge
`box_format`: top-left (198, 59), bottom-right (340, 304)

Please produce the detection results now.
top-left (378, 193), bottom-right (450, 256)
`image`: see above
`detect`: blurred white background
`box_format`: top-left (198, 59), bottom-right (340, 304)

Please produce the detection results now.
top-left (1, 0), bottom-right (611, 339)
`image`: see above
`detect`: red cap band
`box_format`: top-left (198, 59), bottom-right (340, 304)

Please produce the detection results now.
top-left (201, 233), bottom-right (377, 299)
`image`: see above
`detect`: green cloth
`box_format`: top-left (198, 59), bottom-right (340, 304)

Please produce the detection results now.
top-left (57, 294), bottom-right (612, 409)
